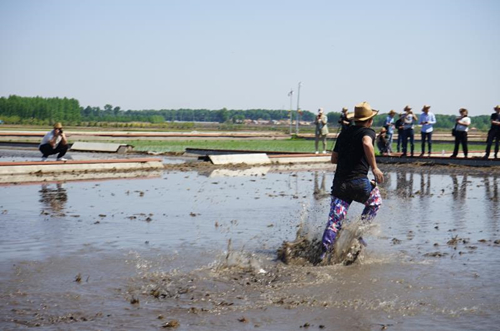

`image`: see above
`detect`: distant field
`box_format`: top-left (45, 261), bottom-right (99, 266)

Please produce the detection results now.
top-left (117, 139), bottom-right (470, 154)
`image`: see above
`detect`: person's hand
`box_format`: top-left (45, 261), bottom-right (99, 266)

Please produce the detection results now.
top-left (373, 168), bottom-right (384, 184)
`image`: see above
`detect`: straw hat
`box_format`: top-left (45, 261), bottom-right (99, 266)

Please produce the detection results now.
top-left (495, 105), bottom-right (500, 110)
top-left (380, 127), bottom-right (387, 133)
top-left (423, 105), bottom-right (431, 110)
top-left (404, 105), bottom-right (412, 111)
top-left (388, 109), bottom-right (396, 115)
top-left (347, 102), bottom-right (379, 121)
top-left (318, 108), bottom-right (324, 113)
top-left (53, 122), bottom-right (62, 129)
top-left (341, 107), bottom-right (348, 112)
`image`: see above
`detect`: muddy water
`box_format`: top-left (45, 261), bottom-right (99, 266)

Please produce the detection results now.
top-left (1, 165), bottom-right (499, 330)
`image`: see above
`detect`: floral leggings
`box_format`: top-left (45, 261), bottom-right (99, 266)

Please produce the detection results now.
top-left (321, 187), bottom-right (382, 252)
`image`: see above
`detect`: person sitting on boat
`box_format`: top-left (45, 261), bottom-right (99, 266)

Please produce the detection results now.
top-left (39, 122), bottom-right (69, 161)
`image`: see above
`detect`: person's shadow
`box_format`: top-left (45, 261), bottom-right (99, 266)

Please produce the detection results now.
top-left (39, 183), bottom-right (68, 216)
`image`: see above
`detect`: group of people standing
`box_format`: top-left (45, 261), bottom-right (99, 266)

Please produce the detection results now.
top-left (376, 104), bottom-right (500, 159)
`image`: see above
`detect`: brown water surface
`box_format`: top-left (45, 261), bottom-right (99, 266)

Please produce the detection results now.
top-left (1, 165), bottom-right (499, 330)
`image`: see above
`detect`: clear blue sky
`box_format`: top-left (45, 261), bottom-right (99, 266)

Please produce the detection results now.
top-left (0, 0), bottom-right (499, 115)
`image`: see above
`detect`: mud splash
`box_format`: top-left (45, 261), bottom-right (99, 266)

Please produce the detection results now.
top-left (278, 217), bottom-right (379, 266)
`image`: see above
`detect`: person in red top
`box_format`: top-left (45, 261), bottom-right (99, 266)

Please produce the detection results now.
top-left (320, 102), bottom-right (384, 261)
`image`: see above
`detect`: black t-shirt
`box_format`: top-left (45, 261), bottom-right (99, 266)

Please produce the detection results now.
top-left (490, 113), bottom-right (500, 131)
top-left (333, 125), bottom-right (376, 181)
top-left (395, 119), bottom-right (403, 132)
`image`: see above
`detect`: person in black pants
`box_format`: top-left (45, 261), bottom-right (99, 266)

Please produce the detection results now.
top-left (483, 105), bottom-right (500, 159)
top-left (39, 122), bottom-right (69, 161)
top-left (451, 108), bottom-right (471, 158)
top-left (395, 113), bottom-right (404, 153)
top-left (401, 105), bottom-right (417, 157)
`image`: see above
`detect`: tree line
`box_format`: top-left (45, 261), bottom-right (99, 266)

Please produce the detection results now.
top-left (0, 95), bottom-right (494, 131)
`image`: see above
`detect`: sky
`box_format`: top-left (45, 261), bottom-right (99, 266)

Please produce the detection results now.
top-left (0, 0), bottom-right (499, 115)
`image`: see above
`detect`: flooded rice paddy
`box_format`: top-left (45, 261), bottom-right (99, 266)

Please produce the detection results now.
top-left (1, 162), bottom-right (500, 330)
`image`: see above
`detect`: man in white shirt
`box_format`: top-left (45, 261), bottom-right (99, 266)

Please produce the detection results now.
top-left (418, 105), bottom-right (437, 157)
top-left (39, 122), bottom-right (69, 161)
top-left (451, 108), bottom-right (471, 158)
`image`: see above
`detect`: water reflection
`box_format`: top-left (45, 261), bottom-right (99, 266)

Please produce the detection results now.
top-left (396, 171), bottom-right (414, 198)
top-left (39, 183), bottom-right (67, 216)
top-left (451, 174), bottom-right (468, 201)
top-left (313, 171), bottom-right (330, 199)
top-left (418, 171), bottom-right (432, 197)
top-left (484, 175), bottom-right (499, 202)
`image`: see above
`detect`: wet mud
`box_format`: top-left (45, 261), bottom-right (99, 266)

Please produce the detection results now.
top-left (1, 161), bottom-right (500, 330)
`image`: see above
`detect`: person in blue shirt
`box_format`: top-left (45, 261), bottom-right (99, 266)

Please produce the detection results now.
top-left (418, 105), bottom-right (437, 157)
top-left (383, 110), bottom-right (396, 155)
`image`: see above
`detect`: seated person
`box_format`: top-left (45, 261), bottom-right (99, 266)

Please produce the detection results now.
top-left (39, 122), bottom-right (69, 161)
top-left (376, 127), bottom-right (389, 155)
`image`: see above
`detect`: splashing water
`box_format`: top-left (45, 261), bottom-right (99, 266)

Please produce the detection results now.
top-left (278, 216), bottom-right (379, 266)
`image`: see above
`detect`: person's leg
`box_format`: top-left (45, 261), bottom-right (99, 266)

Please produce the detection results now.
top-left (314, 134), bottom-right (319, 152)
top-left (398, 131), bottom-right (403, 153)
top-left (39, 144), bottom-right (52, 157)
top-left (387, 133), bottom-right (393, 153)
top-left (421, 132), bottom-right (426, 154)
top-left (402, 130), bottom-right (408, 155)
top-left (409, 130), bottom-right (415, 156)
top-left (494, 133), bottom-right (500, 158)
top-left (462, 132), bottom-right (468, 157)
top-left (452, 134), bottom-right (460, 157)
top-left (428, 132), bottom-right (433, 155)
top-left (321, 196), bottom-right (351, 253)
top-left (484, 130), bottom-right (494, 157)
top-left (322, 135), bottom-right (327, 152)
top-left (361, 186), bottom-right (383, 223)
top-left (54, 144), bottom-right (68, 159)
top-left (39, 143), bottom-right (58, 158)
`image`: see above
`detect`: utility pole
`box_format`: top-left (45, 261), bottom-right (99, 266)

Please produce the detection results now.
top-left (296, 82), bottom-right (301, 135)
top-left (288, 89), bottom-right (293, 135)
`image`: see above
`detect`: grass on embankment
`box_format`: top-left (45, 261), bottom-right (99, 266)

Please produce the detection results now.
top-left (114, 138), bottom-right (466, 154)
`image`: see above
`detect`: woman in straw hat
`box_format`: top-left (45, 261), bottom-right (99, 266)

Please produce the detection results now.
top-left (320, 102), bottom-right (384, 262)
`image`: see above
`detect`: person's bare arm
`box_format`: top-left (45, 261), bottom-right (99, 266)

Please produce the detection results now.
top-left (49, 131), bottom-right (58, 147)
top-left (362, 135), bottom-right (384, 183)
top-left (60, 132), bottom-right (68, 145)
top-left (331, 151), bottom-right (338, 164)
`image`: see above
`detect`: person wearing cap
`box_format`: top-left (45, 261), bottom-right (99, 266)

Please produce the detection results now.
top-left (338, 107), bottom-right (352, 132)
top-left (451, 108), bottom-right (471, 158)
top-left (418, 105), bottom-right (437, 157)
top-left (401, 105), bottom-right (418, 157)
top-left (320, 102), bottom-right (384, 262)
top-left (39, 122), bottom-right (68, 161)
top-left (383, 110), bottom-right (396, 154)
top-left (314, 108), bottom-right (329, 154)
top-left (483, 105), bottom-right (500, 159)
